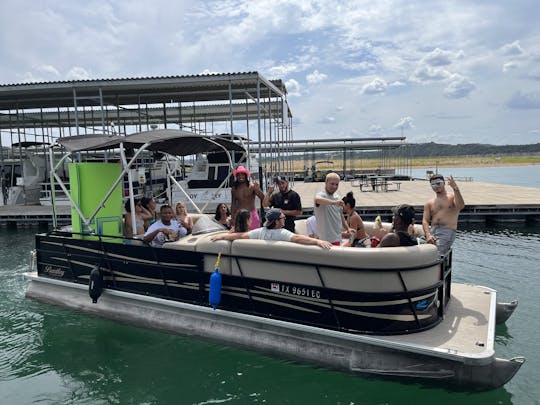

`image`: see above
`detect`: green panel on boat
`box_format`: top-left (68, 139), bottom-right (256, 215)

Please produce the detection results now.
top-left (69, 162), bottom-right (123, 241)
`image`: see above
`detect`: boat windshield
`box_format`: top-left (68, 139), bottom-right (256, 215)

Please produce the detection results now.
top-left (192, 215), bottom-right (227, 235)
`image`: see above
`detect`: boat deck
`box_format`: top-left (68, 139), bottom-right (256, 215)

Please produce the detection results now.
top-left (374, 283), bottom-right (495, 361)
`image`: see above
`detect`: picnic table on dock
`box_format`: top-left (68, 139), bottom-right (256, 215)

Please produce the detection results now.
top-left (352, 176), bottom-right (401, 192)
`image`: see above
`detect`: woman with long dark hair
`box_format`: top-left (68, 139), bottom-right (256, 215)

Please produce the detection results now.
top-left (341, 191), bottom-right (370, 247)
top-left (214, 203), bottom-right (231, 229)
top-left (233, 209), bottom-right (251, 233)
top-left (140, 197), bottom-right (157, 230)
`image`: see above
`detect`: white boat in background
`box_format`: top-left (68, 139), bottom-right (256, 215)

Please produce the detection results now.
top-left (1, 152), bottom-right (48, 206)
top-left (171, 134), bottom-right (257, 213)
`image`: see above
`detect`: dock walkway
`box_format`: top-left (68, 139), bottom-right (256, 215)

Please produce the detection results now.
top-left (1, 180), bottom-right (540, 227)
top-left (293, 180), bottom-right (540, 222)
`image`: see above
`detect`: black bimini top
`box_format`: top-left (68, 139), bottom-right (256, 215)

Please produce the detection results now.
top-left (56, 129), bottom-right (246, 156)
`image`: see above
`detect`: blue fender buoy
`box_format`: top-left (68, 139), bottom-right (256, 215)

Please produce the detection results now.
top-left (209, 269), bottom-right (222, 310)
top-left (89, 266), bottom-right (103, 303)
top-left (209, 253), bottom-right (222, 310)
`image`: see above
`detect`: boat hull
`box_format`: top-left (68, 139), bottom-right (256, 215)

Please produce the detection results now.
top-left (24, 274), bottom-right (524, 390)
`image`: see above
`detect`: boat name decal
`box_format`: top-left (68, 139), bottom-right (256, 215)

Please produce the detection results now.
top-left (271, 282), bottom-right (321, 299)
top-left (44, 265), bottom-right (65, 277)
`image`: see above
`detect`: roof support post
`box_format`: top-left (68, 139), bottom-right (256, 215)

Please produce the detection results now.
top-left (72, 88), bottom-right (79, 136)
top-left (256, 76), bottom-right (262, 182)
top-left (228, 80), bottom-right (234, 135)
top-left (98, 87), bottom-right (105, 132)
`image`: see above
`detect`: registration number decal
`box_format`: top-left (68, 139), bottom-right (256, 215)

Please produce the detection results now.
top-left (270, 282), bottom-right (321, 299)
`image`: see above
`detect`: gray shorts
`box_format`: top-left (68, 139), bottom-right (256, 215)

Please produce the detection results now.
top-left (431, 225), bottom-right (456, 256)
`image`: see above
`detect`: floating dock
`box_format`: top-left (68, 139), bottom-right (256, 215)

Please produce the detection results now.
top-left (1, 180), bottom-right (539, 227)
top-left (294, 179), bottom-right (540, 223)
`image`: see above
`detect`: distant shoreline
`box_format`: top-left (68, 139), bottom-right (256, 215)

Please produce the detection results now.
top-left (301, 156), bottom-right (540, 171)
top-left (410, 162), bottom-right (539, 169)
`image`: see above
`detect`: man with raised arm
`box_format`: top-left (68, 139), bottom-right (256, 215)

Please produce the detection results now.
top-left (263, 176), bottom-right (302, 233)
top-left (422, 174), bottom-right (465, 255)
top-left (314, 172), bottom-right (353, 245)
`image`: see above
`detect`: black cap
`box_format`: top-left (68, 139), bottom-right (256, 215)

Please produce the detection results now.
top-left (264, 208), bottom-right (284, 227)
top-left (274, 176), bottom-right (288, 183)
top-left (392, 204), bottom-right (415, 225)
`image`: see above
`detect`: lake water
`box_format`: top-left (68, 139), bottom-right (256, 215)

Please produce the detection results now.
top-left (1, 166), bottom-right (539, 404)
top-left (410, 164), bottom-right (540, 188)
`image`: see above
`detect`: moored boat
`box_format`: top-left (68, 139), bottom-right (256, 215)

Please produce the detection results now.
top-left (24, 129), bottom-right (524, 390)
top-left (1, 151), bottom-right (48, 206)
top-left (170, 134), bottom-right (257, 213)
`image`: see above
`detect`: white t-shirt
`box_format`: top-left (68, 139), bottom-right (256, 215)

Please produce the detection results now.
top-left (314, 190), bottom-right (342, 243)
top-left (306, 215), bottom-right (318, 238)
top-left (248, 227), bottom-right (294, 242)
top-left (144, 219), bottom-right (187, 247)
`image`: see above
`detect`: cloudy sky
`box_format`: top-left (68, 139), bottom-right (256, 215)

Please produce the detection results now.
top-left (1, 0), bottom-right (539, 145)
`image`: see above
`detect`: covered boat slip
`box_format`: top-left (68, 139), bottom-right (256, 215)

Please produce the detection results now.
top-left (1, 72), bottom-right (414, 210)
top-left (0, 73), bottom-right (294, 186)
top-left (24, 273), bottom-right (522, 390)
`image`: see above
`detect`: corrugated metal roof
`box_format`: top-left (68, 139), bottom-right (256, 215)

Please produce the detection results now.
top-left (0, 72), bottom-right (288, 110)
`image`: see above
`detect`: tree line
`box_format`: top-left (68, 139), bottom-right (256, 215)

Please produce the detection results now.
top-left (399, 142), bottom-right (540, 158)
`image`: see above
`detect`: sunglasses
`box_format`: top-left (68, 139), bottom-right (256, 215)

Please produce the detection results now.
top-left (430, 181), bottom-right (444, 188)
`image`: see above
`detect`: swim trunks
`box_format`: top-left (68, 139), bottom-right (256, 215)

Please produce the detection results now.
top-left (431, 225), bottom-right (456, 256)
top-left (249, 209), bottom-right (260, 230)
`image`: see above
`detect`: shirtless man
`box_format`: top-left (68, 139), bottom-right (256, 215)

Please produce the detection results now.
top-left (422, 174), bottom-right (465, 255)
top-left (231, 165), bottom-right (264, 230)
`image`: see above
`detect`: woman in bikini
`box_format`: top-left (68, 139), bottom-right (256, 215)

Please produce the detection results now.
top-left (124, 199), bottom-right (146, 239)
top-left (140, 197), bottom-right (158, 230)
top-left (175, 202), bottom-right (193, 234)
top-left (214, 203), bottom-right (232, 229)
top-left (341, 192), bottom-right (370, 247)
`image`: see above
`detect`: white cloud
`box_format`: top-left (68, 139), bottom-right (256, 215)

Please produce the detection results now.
top-left (389, 80), bottom-right (406, 88)
top-left (36, 64), bottom-right (60, 77)
top-left (443, 74), bottom-right (476, 99)
top-left (306, 70), bottom-right (327, 84)
top-left (411, 64), bottom-right (451, 83)
top-left (501, 40), bottom-right (524, 56)
top-left (422, 48), bottom-right (454, 67)
top-left (362, 77), bottom-right (388, 95)
top-left (394, 116), bottom-right (414, 130)
top-left (503, 61), bottom-right (519, 72)
top-left (200, 69), bottom-right (221, 75)
top-left (269, 63), bottom-right (304, 77)
top-left (319, 116), bottom-right (336, 124)
top-left (285, 78), bottom-right (301, 97)
top-left (66, 67), bottom-right (92, 80)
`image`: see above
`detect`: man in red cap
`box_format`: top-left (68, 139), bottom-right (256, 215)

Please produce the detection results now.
top-left (231, 165), bottom-right (264, 230)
